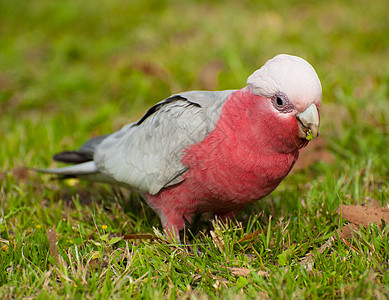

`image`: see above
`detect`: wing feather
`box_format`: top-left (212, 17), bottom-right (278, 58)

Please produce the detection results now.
top-left (94, 90), bottom-right (235, 194)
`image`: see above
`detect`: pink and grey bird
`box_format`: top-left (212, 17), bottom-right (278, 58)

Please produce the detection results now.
top-left (39, 54), bottom-right (322, 239)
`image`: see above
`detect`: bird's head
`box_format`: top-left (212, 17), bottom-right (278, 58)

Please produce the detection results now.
top-left (246, 54), bottom-right (322, 145)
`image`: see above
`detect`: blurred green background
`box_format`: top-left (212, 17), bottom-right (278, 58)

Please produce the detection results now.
top-left (1, 0), bottom-right (388, 169)
top-left (0, 0), bottom-right (388, 298)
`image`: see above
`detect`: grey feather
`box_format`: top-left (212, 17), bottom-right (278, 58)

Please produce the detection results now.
top-left (36, 161), bottom-right (99, 175)
top-left (78, 134), bottom-right (110, 156)
top-left (53, 135), bottom-right (110, 164)
top-left (94, 90), bottom-right (236, 194)
top-left (52, 151), bottom-right (92, 164)
top-left (36, 161), bottom-right (127, 186)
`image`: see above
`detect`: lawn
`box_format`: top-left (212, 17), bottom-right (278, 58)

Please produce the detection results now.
top-left (1, 0), bottom-right (388, 298)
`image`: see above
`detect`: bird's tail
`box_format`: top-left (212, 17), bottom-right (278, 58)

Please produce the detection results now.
top-left (35, 160), bottom-right (120, 185)
top-left (34, 161), bottom-right (99, 176)
top-left (34, 134), bottom-right (118, 184)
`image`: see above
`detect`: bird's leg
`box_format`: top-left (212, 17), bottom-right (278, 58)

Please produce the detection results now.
top-left (146, 191), bottom-right (194, 243)
top-left (162, 213), bottom-right (188, 243)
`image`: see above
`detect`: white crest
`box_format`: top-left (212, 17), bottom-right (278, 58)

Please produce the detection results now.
top-left (247, 54), bottom-right (322, 111)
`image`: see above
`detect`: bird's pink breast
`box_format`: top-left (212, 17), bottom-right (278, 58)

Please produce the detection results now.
top-left (180, 115), bottom-right (299, 213)
top-left (146, 89), bottom-right (301, 222)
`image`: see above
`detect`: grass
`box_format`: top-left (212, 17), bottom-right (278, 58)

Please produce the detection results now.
top-left (1, 0), bottom-right (388, 298)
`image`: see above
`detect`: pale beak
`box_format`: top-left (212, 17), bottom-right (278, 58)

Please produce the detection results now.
top-left (296, 103), bottom-right (320, 141)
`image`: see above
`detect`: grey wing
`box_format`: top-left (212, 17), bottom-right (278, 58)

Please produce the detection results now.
top-left (94, 90), bottom-right (235, 195)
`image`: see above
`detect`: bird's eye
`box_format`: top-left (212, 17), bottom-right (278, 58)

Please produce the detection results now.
top-left (276, 96), bottom-right (284, 106)
top-left (271, 93), bottom-right (294, 113)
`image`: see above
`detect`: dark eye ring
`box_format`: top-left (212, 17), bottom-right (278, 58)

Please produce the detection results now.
top-left (271, 93), bottom-right (294, 113)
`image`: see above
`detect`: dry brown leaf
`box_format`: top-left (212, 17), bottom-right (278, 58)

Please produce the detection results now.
top-left (337, 204), bottom-right (389, 228)
top-left (227, 267), bottom-right (251, 277)
top-left (336, 223), bottom-right (359, 239)
top-left (47, 227), bottom-right (59, 265)
top-left (256, 270), bottom-right (268, 277)
top-left (302, 203), bottom-right (388, 271)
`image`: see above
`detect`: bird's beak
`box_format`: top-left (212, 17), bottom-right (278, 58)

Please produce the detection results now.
top-left (296, 103), bottom-right (320, 141)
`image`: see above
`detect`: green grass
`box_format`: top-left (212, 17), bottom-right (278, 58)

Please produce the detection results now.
top-left (1, 0), bottom-right (388, 298)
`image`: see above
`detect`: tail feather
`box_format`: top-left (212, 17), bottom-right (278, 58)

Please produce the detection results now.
top-left (52, 134), bottom-right (109, 164)
top-left (53, 151), bottom-right (92, 164)
top-left (35, 161), bottom-right (99, 176)
top-left (36, 134), bottom-right (115, 184)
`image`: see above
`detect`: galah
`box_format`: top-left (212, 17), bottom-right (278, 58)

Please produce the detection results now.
top-left (39, 54), bottom-right (322, 240)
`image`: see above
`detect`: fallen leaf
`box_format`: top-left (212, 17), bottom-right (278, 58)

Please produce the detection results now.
top-left (227, 267), bottom-right (251, 277)
top-left (302, 203), bottom-right (389, 271)
top-left (256, 270), bottom-right (268, 277)
top-left (336, 223), bottom-right (359, 239)
top-left (337, 205), bottom-right (389, 228)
